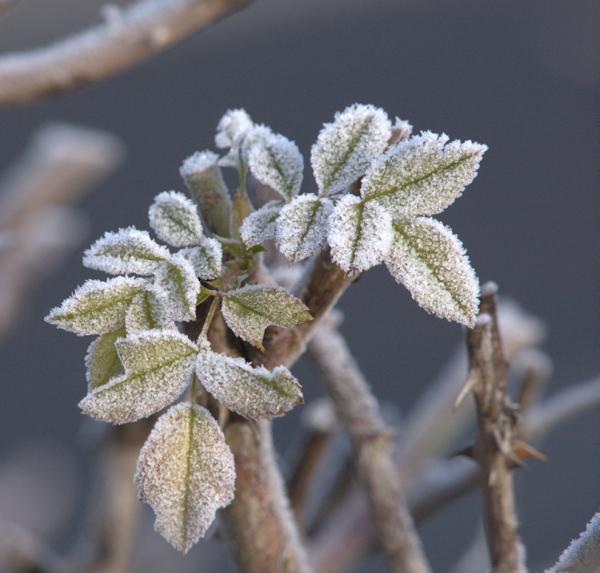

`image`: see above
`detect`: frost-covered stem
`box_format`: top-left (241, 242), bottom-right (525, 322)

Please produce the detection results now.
top-left (467, 285), bottom-right (526, 573)
top-left (0, 0), bottom-right (252, 105)
top-left (546, 512), bottom-right (600, 572)
top-left (309, 323), bottom-right (431, 573)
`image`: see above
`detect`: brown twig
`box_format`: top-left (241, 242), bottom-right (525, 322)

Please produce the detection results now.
top-left (0, 0), bottom-right (18, 16)
top-left (309, 322), bottom-right (431, 573)
top-left (466, 283), bottom-right (527, 573)
top-left (0, 0), bottom-right (252, 105)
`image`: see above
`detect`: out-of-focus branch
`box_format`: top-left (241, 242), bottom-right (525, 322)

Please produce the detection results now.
top-left (466, 283), bottom-right (527, 573)
top-left (0, 123), bottom-right (123, 337)
top-left (0, 0), bottom-right (18, 16)
top-left (309, 320), bottom-right (431, 573)
top-left (0, 0), bottom-right (253, 105)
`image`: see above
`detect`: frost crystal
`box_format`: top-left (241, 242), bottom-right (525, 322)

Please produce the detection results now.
top-left (215, 108), bottom-right (253, 149)
top-left (45, 277), bottom-right (147, 335)
top-left (179, 238), bottom-right (223, 280)
top-left (155, 254), bottom-right (200, 321)
top-left (85, 328), bottom-right (125, 390)
top-left (83, 228), bottom-right (170, 275)
top-left (221, 284), bottom-right (312, 350)
top-left (195, 342), bottom-right (303, 419)
top-left (135, 402), bottom-right (235, 553)
top-left (239, 201), bottom-right (282, 247)
top-left (79, 330), bottom-right (197, 424)
top-left (385, 217), bottom-right (479, 326)
top-left (327, 195), bottom-right (392, 274)
top-left (275, 194), bottom-right (333, 263)
top-left (311, 104), bottom-right (391, 195)
top-left (125, 286), bottom-right (172, 333)
top-left (546, 512), bottom-right (600, 573)
top-left (361, 131), bottom-right (487, 218)
top-left (148, 191), bottom-right (204, 247)
top-left (247, 132), bottom-right (304, 201)
top-left (179, 150), bottom-right (219, 178)
top-left (390, 117), bottom-right (413, 143)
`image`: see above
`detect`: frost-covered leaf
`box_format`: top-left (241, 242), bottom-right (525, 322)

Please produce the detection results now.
top-left (155, 254), bottom-right (200, 321)
top-left (196, 342), bottom-right (303, 419)
top-left (149, 191), bottom-right (203, 247)
top-left (215, 109), bottom-right (253, 149)
top-left (125, 286), bottom-right (172, 333)
top-left (361, 132), bottom-right (487, 218)
top-left (275, 194), bottom-right (333, 263)
top-left (79, 330), bottom-right (197, 424)
top-left (180, 151), bottom-right (231, 238)
top-left (311, 104), bottom-right (391, 195)
top-left (179, 238), bottom-right (223, 280)
top-left (327, 195), bottom-right (392, 274)
top-left (136, 402), bottom-right (235, 553)
top-left (390, 117), bottom-right (413, 144)
top-left (85, 328), bottom-right (125, 390)
top-left (45, 277), bottom-right (147, 335)
top-left (546, 512), bottom-right (600, 573)
top-left (247, 132), bottom-right (304, 201)
top-left (83, 228), bottom-right (170, 275)
top-left (221, 285), bottom-right (312, 350)
top-left (385, 217), bottom-right (479, 326)
top-left (240, 201), bottom-right (283, 247)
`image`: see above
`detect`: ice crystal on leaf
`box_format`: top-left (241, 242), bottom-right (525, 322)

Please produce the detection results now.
top-left (385, 218), bottom-right (479, 326)
top-left (179, 238), bottom-right (223, 280)
top-left (275, 194), bottom-right (333, 263)
top-left (79, 330), bottom-right (197, 424)
top-left (135, 402), bottom-right (235, 553)
top-left (45, 277), bottom-right (147, 335)
top-left (221, 285), bottom-right (312, 351)
top-left (195, 340), bottom-right (303, 419)
top-left (240, 201), bottom-right (283, 247)
top-left (125, 286), bottom-right (172, 333)
top-left (546, 512), bottom-right (600, 573)
top-left (85, 328), bottom-right (125, 390)
top-left (83, 228), bottom-right (170, 275)
top-left (328, 195), bottom-right (393, 274)
top-left (361, 132), bottom-right (487, 218)
top-left (215, 108), bottom-right (253, 149)
top-left (155, 254), bottom-right (200, 321)
top-left (311, 104), bottom-right (391, 195)
top-left (149, 191), bottom-right (204, 247)
top-left (247, 132), bottom-right (304, 201)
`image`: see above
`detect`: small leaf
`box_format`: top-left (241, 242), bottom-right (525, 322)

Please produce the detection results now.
top-left (179, 237), bottom-right (223, 280)
top-left (327, 195), bottom-right (392, 274)
top-left (247, 132), bottom-right (304, 201)
top-left (221, 285), bottom-right (312, 350)
top-left (275, 194), bottom-right (333, 263)
top-left (155, 254), bottom-right (200, 321)
top-left (215, 108), bottom-right (254, 149)
top-left (195, 342), bottom-right (303, 419)
top-left (311, 104), bottom-right (391, 195)
top-left (125, 286), bottom-right (172, 333)
top-left (361, 132), bottom-right (487, 217)
top-left (385, 217), bottom-right (479, 326)
top-left (45, 277), bottom-right (147, 335)
top-left (136, 402), bottom-right (235, 553)
top-left (239, 200), bottom-right (283, 247)
top-left (83, 228), bottom-right (170, 275)
top-left (79, 330), bottom-right (197, 424)
top-left (149, 191), bottom-right (204, 247)
top-left (85, 328), bottom-right (125, 390)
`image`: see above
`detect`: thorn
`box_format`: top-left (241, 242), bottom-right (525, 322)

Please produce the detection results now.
top-left (454, 372), bottom-right (479, 410)
top-left (513, 439), bottom-right (547, 463)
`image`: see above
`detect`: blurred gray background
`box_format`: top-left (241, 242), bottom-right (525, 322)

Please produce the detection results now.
top-left (0, 0), bottom-right (598, 571)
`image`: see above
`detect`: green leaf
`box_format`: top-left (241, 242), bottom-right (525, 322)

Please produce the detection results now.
top-left (239, 200), bottom-right (283, 247)
top-left (83, 228), bottom-right (170, 275)
top-left (327, 195), bottom-right (393, 274)
top-left (221, 285), bottom-right (312, 350)
top-left (79, 330), bottom-right (198, 424)
top-left (361, 132), bottom-right (487, 217)
top-left (179, 238), bottom-right (223, 280)
top-left (85, 328), bottom-right (125, 390)
top-left (311, 104), bottom-right (391, 195)
top-left (135, 402), bottom-right (235, 553)
top-left (155, 254), bottom-right (200, 321)
top-left (385, 217), bottom-right (479, 326)
top-left (45, 277), bottom-right (147, 335)
top-left (125, 287), bottom-right (172, 333)
top-left (148, 191), bottom-right (204, 247)
top-left (195, 341), bottom-right (304, 419)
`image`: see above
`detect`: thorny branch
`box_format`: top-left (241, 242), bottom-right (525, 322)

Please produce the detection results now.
top-left (0, 0), bottom-right (252, 105)
top-left (309, 319), bottom-right (431, 573)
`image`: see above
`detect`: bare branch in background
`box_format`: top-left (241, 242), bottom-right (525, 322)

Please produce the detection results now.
top-left (309, 319), bottom-right (431, 573)
top-left (0, 123), bottom-right (123, 337)
top-left (0, 0), bottom-right (18, 16)
top-left (0, 0), bottom-right (253, 105)
top-left (466, 283), bottom-right (527, 573)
